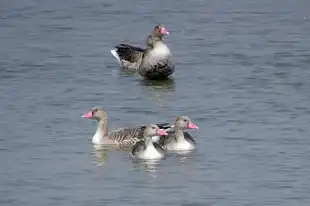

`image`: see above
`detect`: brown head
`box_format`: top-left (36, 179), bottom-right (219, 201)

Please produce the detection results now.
top-left (152, 24), bottom-right (169, 38)
top-left (81, 107), bottom-right (108, 122)
top-left (144, 124), bottom-right (168, 138)
top-left (174, 116), bottom-right (199, 131)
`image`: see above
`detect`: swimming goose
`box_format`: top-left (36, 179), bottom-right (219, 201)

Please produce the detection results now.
top-left (111, 24), bottom-right (174, 80)
top-left (130, 124), bottom-right (167, 160)
top-left (82, 107), bottom-right (171, 146)
top-left (158, 116), bottom-right (199, 151)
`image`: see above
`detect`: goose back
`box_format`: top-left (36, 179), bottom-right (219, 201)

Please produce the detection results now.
top-left (107, 126), bottom-right (145, 145)
top-left (114, 44), bottom-right (145, 63)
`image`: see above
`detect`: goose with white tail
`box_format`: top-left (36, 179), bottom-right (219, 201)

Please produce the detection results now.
top-left (111, 24), bottom-right (175, 80)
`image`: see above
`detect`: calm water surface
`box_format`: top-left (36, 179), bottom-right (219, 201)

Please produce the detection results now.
top-left (1, 0), bottom-right (310, 205)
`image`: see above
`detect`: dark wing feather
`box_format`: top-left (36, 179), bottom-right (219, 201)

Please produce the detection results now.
top-left (115, 44), bottom-right (145, 63)
top-left (131, 140), bottom-right (146, 156)
top-left (153, 142), bottom-right (165, 154)
top-left (184, 131), bottom-right (197, 145)
top-left (156, 122), bottom-right (172, 130)
top-left (158, 135), bottom-right (166, 147)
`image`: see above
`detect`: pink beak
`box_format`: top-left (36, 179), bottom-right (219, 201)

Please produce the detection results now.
top-left (81, 111), bottom-right (93, 119)
top-left (157, 129), bottom-right (168, 136)
top-left (188, 122), bottom-right (199, 130)
top-left (160, 27), bottom-right (169, 35)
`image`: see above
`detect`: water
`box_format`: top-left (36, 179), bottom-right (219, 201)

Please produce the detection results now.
top-left (1, 0), bottom-right (310, 205)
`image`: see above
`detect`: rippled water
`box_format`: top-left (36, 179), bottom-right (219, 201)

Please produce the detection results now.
top-left (1, 0), bottom-right (310, 205)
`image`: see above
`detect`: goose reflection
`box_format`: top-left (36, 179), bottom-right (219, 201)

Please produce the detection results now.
top-left (91, 145), bottom-right (109, 166)
top-left (138, 78), bottom-right (176, 107)
top-left (118, 69), bottom-right (137, 78)
top-left (91, 144), bottom-right (132, 166)
top-left (139, 78), bottom-right (175, 91)
top-left (175, 150), bottom-right (197, 164)
top-left (131, 159), bottom-right (161, 178)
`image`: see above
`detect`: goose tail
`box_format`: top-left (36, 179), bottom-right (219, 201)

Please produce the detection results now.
top-left (110, 49), bottom-right (121, 64)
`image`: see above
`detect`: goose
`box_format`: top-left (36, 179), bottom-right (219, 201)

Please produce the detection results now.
top-left (158, 116), bottom-right (199, 151)
top-left (81, 107), bottom-right (171, 146)
top-left (130, 124), bottom-right (167, 160)
top-left (111, 24), bottom-right (174, 80)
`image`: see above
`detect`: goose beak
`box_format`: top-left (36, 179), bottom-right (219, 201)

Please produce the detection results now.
top-left (161, 27), bottom-right (169, 35)
top-left (188, 122), bottom-right (199, 130)
top-left (81, 111), bottom-right (93, 119)
top-left (157, 129), bottom-right (168, 136)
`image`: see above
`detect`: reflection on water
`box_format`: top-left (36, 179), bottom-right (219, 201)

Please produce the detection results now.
top-left (91, 145), bottom-right (110, 166)
top-left (174, 150), bottom-right (196, 157)
top-left (118, 68), bottom-right (138, 78)
top-left (175, 150), bottom-right (197, 163)
top-left (91, 144), bottom-right (132, 166)
top-left (139, 78), bottom-right (176, 91)
top-left (92, 148), bottom-right (108, 166)
top-left (138, 78), bottom-right (176, 107)
top-left (131, 159), bottom-right (161, 178)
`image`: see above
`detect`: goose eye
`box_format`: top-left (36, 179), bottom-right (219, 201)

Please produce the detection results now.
top-left (91, 109), bottom-right (97, 115)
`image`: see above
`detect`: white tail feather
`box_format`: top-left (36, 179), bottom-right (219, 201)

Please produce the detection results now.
top-left (110, 49), bottom-right (121, 63)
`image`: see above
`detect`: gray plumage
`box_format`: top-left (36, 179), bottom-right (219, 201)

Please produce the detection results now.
top-left (105, 126), bottom-right (146, 146)
top-left (82, 107), bottom-right (171, 146)
top-left (131, 124), bottom-right (166, 160)
top-left (158, 116), bottom-right (199, 151)
top-left (159, 131), bottom-right (196, 148)
top-left (138, 35), bottom-right (174, 80)
top-left (111, 24), bottom-right (174, 80)
top-left (111, 44), bottom-right (144, 70)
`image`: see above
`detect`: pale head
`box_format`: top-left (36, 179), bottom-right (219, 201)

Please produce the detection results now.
top-left (153, 24), bottom-right (169, 38)
top-left (81, 107), bottom-right (108, 121)
top-left (174, 116), bottom-right (199, 130)
top-left (144, 124), bottom-right (168, 138)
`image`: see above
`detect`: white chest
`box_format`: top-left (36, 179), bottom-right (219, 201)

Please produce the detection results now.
top-left (152, 136), bottom-right (160, 143)
top-left (148, 43), bottom-right (171, 65)
top-left (151, 43), bottom-right (170, 56)
top-left (166, 140), bottom-right (195, 151)
top-left (92, 131), bottom-right (106, 145)
top-left (140, 144), bottom-right (163, 160)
